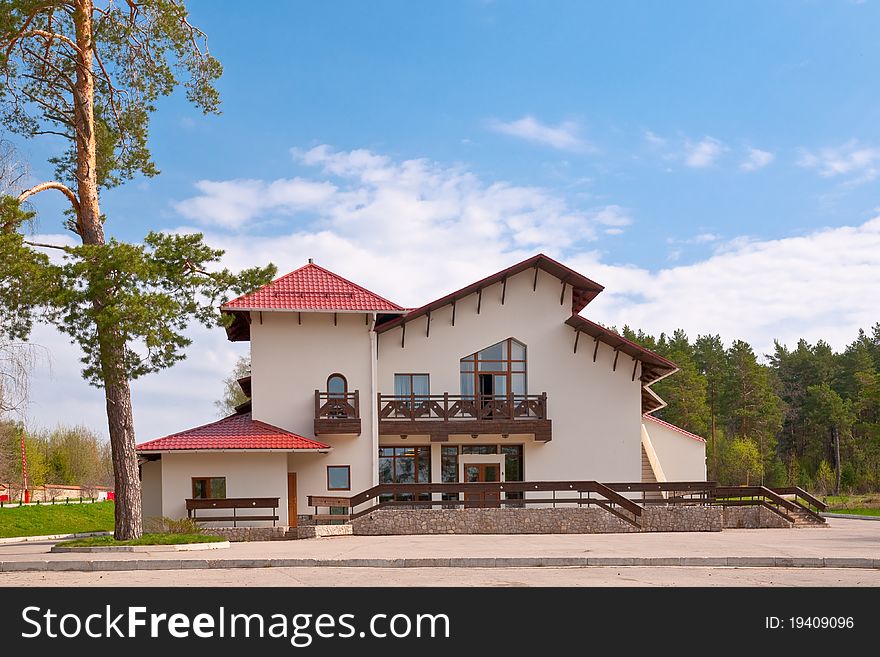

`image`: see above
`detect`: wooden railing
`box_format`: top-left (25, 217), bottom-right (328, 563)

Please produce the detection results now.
top-left (185, 497), bottom-right (280, 527)
top-left (309, 480), bottom-right (642, 527)
top-left (378, 392), bottom-right (548, 421)
top-left (315, 390), bottom-right (359, 419)
top-left (770, 486), bottom-right (827, 522)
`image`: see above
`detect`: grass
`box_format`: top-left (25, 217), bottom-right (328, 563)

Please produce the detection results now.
top-left (823, 493), bottom-right (880, 516)
top-left (57, 533), bottom-right (223, 547)
top-left (0, 501), bottom-right (115, 538)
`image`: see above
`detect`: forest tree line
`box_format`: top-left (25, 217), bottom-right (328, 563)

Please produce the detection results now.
top-left (0, 421), bottom-right (113, 489)
top-left (624, 324), bottom-right (880, 493)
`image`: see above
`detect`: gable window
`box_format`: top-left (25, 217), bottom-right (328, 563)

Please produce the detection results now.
top-left (460, 338), bottom-right (527, 399)
top-left (192, 477), bottom-right (226, 499)
top-left (327, 465), bottom-right (351, 491)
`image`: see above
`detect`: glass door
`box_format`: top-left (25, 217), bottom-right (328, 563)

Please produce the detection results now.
top-left (464, 463), bottom-right (501, 507)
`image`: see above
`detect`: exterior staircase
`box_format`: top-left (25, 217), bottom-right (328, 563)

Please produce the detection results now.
top-left (787, 503), bottom-right (827, 527)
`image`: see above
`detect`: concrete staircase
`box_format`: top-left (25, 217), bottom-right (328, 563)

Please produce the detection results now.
top-left (787, 504), bottom-right (827, 527)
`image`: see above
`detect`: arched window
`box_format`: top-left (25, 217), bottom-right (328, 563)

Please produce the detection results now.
top-left (327, 373), bottom-right (347, 398)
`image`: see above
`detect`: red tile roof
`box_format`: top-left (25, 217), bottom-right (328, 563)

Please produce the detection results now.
top-left (222, 262), bottom-right (405, 313)
top-left (643, 414), bottom-right (707, 443)
top-left (136, 413), bottom-right (332, 452)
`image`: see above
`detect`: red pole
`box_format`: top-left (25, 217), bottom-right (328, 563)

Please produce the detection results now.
top-left (20, 431), bottom-right (29, 504)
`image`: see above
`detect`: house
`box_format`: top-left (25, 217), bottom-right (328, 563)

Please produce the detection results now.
top-left (137, 254), bottom-right (706, 527)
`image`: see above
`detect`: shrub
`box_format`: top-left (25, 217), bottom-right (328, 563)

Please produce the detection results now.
top-left (144, 516), bottom-right (204, 534)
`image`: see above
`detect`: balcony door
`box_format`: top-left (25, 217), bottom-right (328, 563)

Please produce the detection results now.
top-left (464, 463), bottom-right (500, 507)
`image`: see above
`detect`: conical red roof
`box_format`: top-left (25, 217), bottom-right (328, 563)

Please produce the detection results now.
top-left (222, 262), bottom-right (404, 312)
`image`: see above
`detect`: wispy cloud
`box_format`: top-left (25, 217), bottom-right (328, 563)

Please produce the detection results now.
top-left (740, 148), bottom-right (774, 171)
top-left (798, 140), bottom-right (880, 184)
top-left (684, 137), bottom-right (726, 168)
top-left (487, 115), bottom-right (588, 151)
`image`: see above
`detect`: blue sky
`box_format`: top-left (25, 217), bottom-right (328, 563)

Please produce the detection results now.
top-left (11, 1), bottom-right (880, 439)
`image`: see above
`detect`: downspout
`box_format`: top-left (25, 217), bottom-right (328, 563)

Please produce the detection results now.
top-left (369, 313), bottom-right (379, 487)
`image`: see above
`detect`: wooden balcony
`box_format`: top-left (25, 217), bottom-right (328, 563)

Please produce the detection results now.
top-left (314, 390), bottom-right (361, 436)
top-left (378, 393), bottom-right (551, 442)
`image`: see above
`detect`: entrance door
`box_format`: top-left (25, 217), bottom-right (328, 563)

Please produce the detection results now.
top-left (287, 473), bottom-right (297, 528)
top-left (464, 463), bottom-right (501, 507)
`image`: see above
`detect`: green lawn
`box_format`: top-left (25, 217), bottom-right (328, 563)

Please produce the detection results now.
top-left (57, 533), bottom-right (222, 547)
top-left (0, 501), bottom-right (115, 538)
top-left (826, 507), bottom-right (880, 517)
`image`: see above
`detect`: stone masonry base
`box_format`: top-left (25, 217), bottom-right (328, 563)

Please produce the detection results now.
top-left (722, 506), bottom-right (792, 529)
top-left (351, 506), bottom-right (726, 535)
top-left (202, 526), bottom-right (289, 542)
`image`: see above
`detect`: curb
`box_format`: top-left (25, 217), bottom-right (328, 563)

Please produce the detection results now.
top-left (0, 532), bottom-right (111, 545)
top-left (821, 512), bottom-right (880, 521)
top-left (2, 556), bottom-right (879, 573)
top-left (50, 541), bottom-right (231, 553)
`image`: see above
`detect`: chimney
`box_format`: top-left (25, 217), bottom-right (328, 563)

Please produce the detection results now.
top-left (308, 258), bottom-right (313, 264)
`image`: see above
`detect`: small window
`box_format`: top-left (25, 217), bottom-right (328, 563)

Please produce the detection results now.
top-left (460, 445), bottom-right (498, 455)
top-left (394, 373), bottom-right (430, 397)
top-left (192, 477), bottom-right (226, 499)
top-left (327, 373), bottom-right (347, 398)
top-left (327, 465), bottom-right (351, 491)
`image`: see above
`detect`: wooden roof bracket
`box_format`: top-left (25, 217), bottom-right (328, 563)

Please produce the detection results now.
top-left (533, 264), bottom-right (539, 291)
top-left (501, 276), bottom-right (507, 305)
top-left (631, 357), bottom-right (639, 381)
top-left (592, 336), bottom-right (600, 362)
top-left (560, 281), bottom-right (567, 305)
top-left (573, 328), bottom-right (581, 354)
top-left (612, 348), bottom-right (620, 372)
top-left (426, 311), bottom-right (431, 338)
top-left (452, 299), bottom-right (456, 326)
top-left (477, 288), bottom-right (483, 314)
top-left (401, 322), bottom-right (406, 349)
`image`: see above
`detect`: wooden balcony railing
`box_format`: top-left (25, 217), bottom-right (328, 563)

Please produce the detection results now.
top-left (378, 392), bottom-right (548, 421)
top-left (314, 390), bottom-right (361, 436)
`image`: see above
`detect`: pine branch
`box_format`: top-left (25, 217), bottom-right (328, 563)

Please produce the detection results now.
top-left (18, 181), bottom-right (81, 215)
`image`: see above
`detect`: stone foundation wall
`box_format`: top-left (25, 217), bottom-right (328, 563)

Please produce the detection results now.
top-left (296, 525), bottom-right (353, 539)
top-left (351, 506), bottom-right (723, 535)
top-left (723, 506), bottom-right (792, 529)
top-left (202, 526), bottom-right (289, 542)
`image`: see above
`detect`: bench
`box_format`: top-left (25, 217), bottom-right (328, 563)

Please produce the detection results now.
top-left (185, 497), bottom-right (280, 527)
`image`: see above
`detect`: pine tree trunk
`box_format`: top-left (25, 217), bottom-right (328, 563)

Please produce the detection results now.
top-left (73, 0), bottom-right (142, 539)
top-left (833, 425), bottom-right (841, 496)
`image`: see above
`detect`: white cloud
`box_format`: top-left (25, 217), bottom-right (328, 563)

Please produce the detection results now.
top-left (174, 178), bottom-right (337, 229)
top-left (798, 140), bottom-right (880, 184)
top-left (741, 148), bottom-right (774, 171)
top-left (487, 115), bottom-right (588, 151)
top-left (19, 146), bottom-right (880, 444)
top-left (644, 130), bottom-right (666, 146)
top-left (576, 216), bottom-right (880, 355)
top-left (684, 137), bottom-right (726, 168)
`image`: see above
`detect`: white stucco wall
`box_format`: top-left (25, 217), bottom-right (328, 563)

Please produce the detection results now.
top-left (376, 268), bottom-right (644, 483)
top-left (250, 311), bottom-right (375, 514)
top-left (159, 452), bottom-right (289, 525)
top-left (140, 459), bottom-right (163, 521)
top-left (642, 419), bottom-right (707, 481)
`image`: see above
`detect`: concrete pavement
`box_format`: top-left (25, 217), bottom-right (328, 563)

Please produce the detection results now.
top-left (4, 565), bottom-right (880, 587)
top-left (0, 517), bottom-right (877, 574)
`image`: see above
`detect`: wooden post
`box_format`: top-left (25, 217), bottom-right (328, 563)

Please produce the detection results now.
top-left (314, 390), bottom-right (320, 419)
top-left (354, 389), bottom-right (360, 417)
top-left (443, 392), bottom-right (449, 420)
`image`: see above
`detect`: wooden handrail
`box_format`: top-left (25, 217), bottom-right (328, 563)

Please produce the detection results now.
top-left (378, 393), bottom-right (548, 421)
top-left (315, 390), bottom-right (360, 419)
top-left (309, 480), bottom-right (643, 526)
top-left (771, 486), bottom-right (827, 512)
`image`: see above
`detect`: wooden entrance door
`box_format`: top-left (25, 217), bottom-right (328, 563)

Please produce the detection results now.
top-left (464, 463), bottom-right (501, 507)
top-left (287, 473), bottom-right (297, 528)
